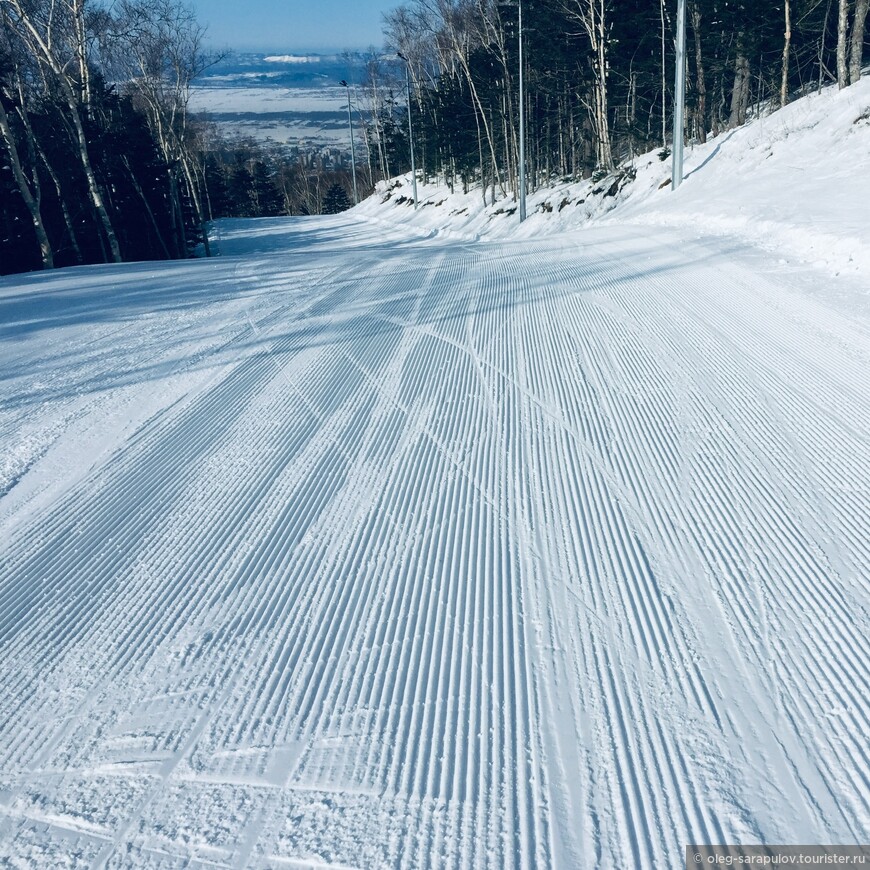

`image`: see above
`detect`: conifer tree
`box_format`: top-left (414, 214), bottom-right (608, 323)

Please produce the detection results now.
top-left (322, 182), bottom-right (352, 214)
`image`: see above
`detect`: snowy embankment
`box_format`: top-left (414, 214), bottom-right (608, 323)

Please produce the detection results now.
top-left (359, 76), bottom-right (870, 283)
top-left (1, 81), bottom-right (869, 868)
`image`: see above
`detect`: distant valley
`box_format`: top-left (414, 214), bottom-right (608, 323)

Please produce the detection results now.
top-left (189, 53), bottom-right (361, 149)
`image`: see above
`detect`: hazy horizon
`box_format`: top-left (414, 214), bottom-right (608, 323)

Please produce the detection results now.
top-left (189, 0), bottom-right (394, 55)
top-left (203, 41), bottom-right (387, 55)
top-left (204, 46), bottom-right (383, 57)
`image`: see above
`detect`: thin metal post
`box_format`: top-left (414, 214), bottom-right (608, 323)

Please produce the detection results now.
top-left (401, 57), bottom-right (419, 209)
top-left (672, 0), bottom-right (687, 190)
top-left (340, 80), bottom-right (359, 204)
top-left (518, 0), bottom-right (527, 221)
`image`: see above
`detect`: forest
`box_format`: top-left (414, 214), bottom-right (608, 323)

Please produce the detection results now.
top-left (378, 0), bottom-right (869, 200)
top-left (1, 0), bottom-right (868, 275)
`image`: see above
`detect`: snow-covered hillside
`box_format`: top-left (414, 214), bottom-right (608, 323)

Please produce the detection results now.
top-left (361, 76), bottom-right (870, 283)
top-left (1, 81), bottom-right (869, 868)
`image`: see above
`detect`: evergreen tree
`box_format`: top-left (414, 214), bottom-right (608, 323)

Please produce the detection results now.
top-left (322, 183), bottom-right (352, 214)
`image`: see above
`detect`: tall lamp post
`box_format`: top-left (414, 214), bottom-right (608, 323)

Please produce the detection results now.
top-left (672, 0), bottom-right (687, 190)
top-left (518, 0), bottom-right (527, 222)
top-left (339, 79), bottom-right (359, 205)
top-left (397, 52), bottom-right (419, 209)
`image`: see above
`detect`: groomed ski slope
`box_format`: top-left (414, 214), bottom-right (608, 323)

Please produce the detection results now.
top-left (1, 214), bottom-right (869, 868)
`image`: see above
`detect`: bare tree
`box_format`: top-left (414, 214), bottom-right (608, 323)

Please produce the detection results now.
top-left (357, 51), bottom-right (393, 184)
top-left (1, 0), bottom-right (122, 261)
top-left (562, 0), bottom-right (613, 169)
top-left (11, 55), bottom-right (83, 260)
top-left (436, 0), bottom-right (505, 199)
top-left (105, 0), bottom-right (215, 256)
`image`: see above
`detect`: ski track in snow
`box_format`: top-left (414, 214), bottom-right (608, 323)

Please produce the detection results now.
top-left (0, 215), bottom-right (868, 868)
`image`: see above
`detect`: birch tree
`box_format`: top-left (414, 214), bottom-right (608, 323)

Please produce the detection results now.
top-left (1, 0), bottom-right (122, 261)
top-left (0, 88), bottom-right (53, 267)
top-left (837, 0), bottom-right (849, 87)
top-left (781, 0), bottom-right (792, 106)
top-left (437, 0), bottom-right (506, 199)
top-left (562, 0), bottom-right (613, 169)
top-left (106, 0), bottom-right (214, 256)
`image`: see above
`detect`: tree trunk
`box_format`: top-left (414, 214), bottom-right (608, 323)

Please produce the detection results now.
top-left (34, 134), bottom-right (83, 263)
top-left (781, 0), bottom-right (792, 106)
top-left (472, 101), bottom-right (486, 205)
top-left (167, 170), bottom-right (188, 257)
top-left (69, 100), bottom-right (121, 263)
top-left (594, 0), bottom-right (613, 168)
top-left (457, 54), bottom-right (506, 196)
top-left (0, 98), bottom-right (54, 268)
top-left (819, 0), bottom-right (834, 93)
top-left (728, 52), bottom-right (751, 128)
top-left (660, 0), bottom-right (668, 148)
top-left (179, 152), bottom-right (211, 257)
top-left (502, 92), bottom-right (515, 198)
top-left (838, 0), bottom-right (850, 88)
top-left (10, 77), bottom-right (82, 262)
top-left (491, 10), bottom-right (516, 193)
top-left (849, 0), bottom-right (869, 83)
top-left (72, 0), bottom-right (91, 109)
top-left (690, 1), bottom-right (706, 143)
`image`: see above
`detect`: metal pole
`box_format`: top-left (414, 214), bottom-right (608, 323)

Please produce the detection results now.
top-left (402, 57), bottom-right (419, 209)
top-left (340, 80), bottom-right (359, 204)
top-left (672, 0), bottom-right (687, 190)
top-left (518, 0), bottom-right (527, 221)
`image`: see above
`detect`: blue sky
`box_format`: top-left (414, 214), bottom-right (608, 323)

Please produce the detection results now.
top-left (188, 0), bottom-right (395, 52)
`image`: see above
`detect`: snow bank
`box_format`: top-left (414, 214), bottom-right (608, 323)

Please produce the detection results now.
top-left (357, 77), bottom-right (870, 280)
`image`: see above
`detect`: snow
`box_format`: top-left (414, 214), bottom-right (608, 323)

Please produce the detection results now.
top-left (189, 86), bottom-right (347, 115)
top-left (1, 81), bottom-right (869, 867)
top-left (188, 54), bottom-right (377, 146)
top-left (187, 85), bottom-right (349, 145)
top-left (361, 76), bottom-right (870, 288)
